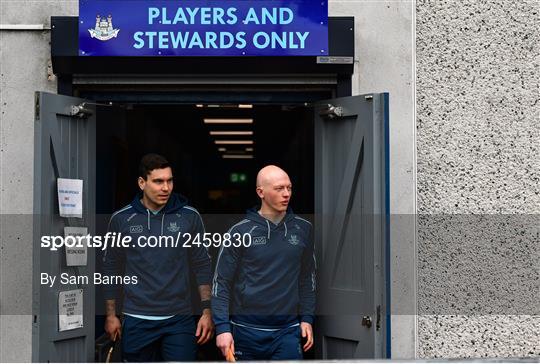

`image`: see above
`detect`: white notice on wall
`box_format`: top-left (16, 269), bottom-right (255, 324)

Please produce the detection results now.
top-left (58, 289), bottom-right (83, 332)
top-left (57, 178), bottom-right (83, 218)
top-left (64, 227), bottom-right (88, 266)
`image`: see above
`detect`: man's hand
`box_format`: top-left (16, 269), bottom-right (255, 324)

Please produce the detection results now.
top-left (300, 322), bottom-right (313, 352)
top-left (104, 315), bottom-right (121, 341)
top-left (216, 332), bottom-right (235, 359)
top-left (195, 309), bottom-right (214, 345)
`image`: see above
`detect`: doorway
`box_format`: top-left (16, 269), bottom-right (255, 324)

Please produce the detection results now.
top-left (94, 101), bottom-right (317, 359)
top-left (33, 90), bottom-right (388, 361)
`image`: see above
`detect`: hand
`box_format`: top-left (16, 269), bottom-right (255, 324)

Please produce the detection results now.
top-left (216, 332), bottom-right (235, 359)
top-left (195, 309), bottom-right (214, 345)
top-left (300, 322), bottom-right (313, 352)
top-left (104, 315), bottom-right (121, 341)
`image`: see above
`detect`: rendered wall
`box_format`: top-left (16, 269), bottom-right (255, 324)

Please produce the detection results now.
top-left (416, 0), bottom-right (539, 358)
top-left (329, 0), bottom-right (416, 358)
top-left (0, 1), bottom-right (78, 361)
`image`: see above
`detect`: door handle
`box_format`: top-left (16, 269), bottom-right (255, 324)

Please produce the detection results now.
top-left (361, 316), bottom-right (372, 329)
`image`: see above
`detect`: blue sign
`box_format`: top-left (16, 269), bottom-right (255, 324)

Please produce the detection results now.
top-left (79, 0), bottom-right (328, 56)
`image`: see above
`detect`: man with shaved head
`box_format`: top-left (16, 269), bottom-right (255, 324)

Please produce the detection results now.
top-left (212, 165), bottom-right (316, 360)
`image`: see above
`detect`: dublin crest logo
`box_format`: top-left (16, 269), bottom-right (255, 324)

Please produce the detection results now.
top-left (167, 222), bottom-right (181, 233)
top-left (288, 235), bottom-right (300, 246)
top-left (88, 14), bottom-right (120, 41)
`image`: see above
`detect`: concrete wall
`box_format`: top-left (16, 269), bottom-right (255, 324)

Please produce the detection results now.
top-left (0, 1), bottom-right (78, 361)
top-left (416, 0), bottom-right (539, 358)
top-left (329, 0), bottom-right (416, 358)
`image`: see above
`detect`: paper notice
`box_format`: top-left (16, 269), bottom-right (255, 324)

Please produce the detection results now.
top-left (58, 289), bottom-right (83, 331)
top-left (64, 227), bottom-right (88, 266)
top-left (58, 178), bottom-right (83, 218)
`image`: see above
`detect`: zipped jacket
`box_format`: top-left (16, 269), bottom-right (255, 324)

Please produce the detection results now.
top-left (212, 207), bottom-right (316, 334)
top-left (102, 193), bottom-right (211, 315)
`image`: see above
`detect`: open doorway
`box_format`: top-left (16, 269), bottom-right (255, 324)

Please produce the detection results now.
top-left (96, 103), bottom-right (314, 216)
top-left (33, 91), bottom-right (387, 361)
top-left (94, 102), bottom-right (316, 358)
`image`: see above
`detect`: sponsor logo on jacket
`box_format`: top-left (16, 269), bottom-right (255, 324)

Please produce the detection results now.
top-left (252, 236), bottom-right (267, 245)
top-left (129, 225), bottom-right (143, 233)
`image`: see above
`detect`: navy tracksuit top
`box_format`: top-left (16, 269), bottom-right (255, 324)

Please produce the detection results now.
top-left (212, 208), bottom-right (316, 335)
top-left (102, 193), bottom-right (212, 316)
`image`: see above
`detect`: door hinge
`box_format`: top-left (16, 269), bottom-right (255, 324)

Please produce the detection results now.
top-left (376, 305), bottom-right (381, 331)
top-left (34, 93), bottom-right (40, 121)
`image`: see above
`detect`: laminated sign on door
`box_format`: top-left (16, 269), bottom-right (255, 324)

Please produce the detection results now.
top-left (64, 227), bottom-right (89, 266)
top-left (57, 178), bottom-right (83, 218)
top-left (58, 289), bottom-right (84, 332)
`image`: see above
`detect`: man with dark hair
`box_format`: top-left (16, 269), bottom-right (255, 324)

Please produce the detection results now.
top-left (103, 153), bottom-right (214, 361)
top-left (212, 165), bottom-right (316, 360)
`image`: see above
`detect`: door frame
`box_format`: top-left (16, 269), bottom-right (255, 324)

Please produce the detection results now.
top-left (43, 74), bottom-right (391, 359)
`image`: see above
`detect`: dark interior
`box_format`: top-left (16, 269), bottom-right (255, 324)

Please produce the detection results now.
top-left (96, 103), bottom-right (314, 216)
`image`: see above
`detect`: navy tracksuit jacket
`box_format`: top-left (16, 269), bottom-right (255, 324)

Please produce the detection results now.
top-left (212, 208), bottom-right (316, 335)
top-left (102, 193), bottom-right (212, 316)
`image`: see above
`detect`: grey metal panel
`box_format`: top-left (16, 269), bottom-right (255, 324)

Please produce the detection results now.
top-left (324, 336), bottom-right (358, 359)
top-left (314, 94), bottom-right (387, 359)
top-left (33, 92), bottom-right (96, 362)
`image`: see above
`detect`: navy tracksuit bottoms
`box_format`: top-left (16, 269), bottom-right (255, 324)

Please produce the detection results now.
top-left (121, 315), bottom-right (196, 362)
top-left (232, 322), bottom-right (303, 360)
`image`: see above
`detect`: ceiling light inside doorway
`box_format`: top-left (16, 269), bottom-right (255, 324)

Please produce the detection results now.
top-left (215, 140), bottom-right (253, 145)
top-left (223, 155), bottom-right (254, 159)
top-left (210, 131), bottom-right (253, 136)
top-left (224, 150), bottom-right (248, 154)
top-left (204, 118), bottom-right (253, 124)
